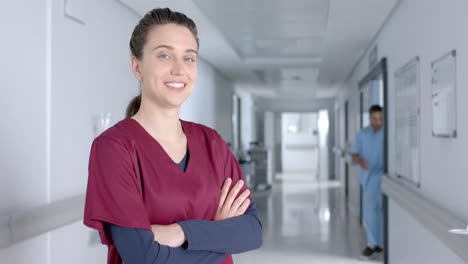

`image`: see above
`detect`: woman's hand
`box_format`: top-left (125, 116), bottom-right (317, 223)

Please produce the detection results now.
top-left (151, 223), bottom-right (186, 247)
top-left (214, 178), bottom-right (251, 221)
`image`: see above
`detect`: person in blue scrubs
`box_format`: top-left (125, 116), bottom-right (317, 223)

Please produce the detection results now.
top-left (352, 105), bottom-right (384, 259)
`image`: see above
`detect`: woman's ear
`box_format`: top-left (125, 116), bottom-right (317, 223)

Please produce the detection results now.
top-left (131, 56), bottom-right (143, 81)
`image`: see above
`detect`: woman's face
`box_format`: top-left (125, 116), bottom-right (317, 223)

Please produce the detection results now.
top-left (132, 24), bottom-right (198, 109)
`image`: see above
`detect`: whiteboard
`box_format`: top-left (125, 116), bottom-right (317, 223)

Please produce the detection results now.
top-left (394, 57), bottom-right (420, 185)
top-left (432, 50), bottom-right (457, 137)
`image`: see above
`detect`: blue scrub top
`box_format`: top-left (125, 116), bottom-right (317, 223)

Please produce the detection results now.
top-left (352, 126), bottom-right (384, 187)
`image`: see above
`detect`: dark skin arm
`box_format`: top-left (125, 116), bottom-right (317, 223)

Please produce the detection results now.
top-left (352, 154), bottom-right (368, 170)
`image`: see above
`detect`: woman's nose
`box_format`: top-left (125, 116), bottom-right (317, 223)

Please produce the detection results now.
top-left (170, 59), bottom-right (185, 76)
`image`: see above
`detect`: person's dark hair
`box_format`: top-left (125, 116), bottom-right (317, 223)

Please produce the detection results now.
top-left (126, 8), bottom-right (199, 118)
top-left (369, 104), bottom-right (383, 114)
top-left (126, 95), bottom-right (142, 118)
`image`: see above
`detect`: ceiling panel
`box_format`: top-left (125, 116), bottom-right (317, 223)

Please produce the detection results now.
top-left (193, 0), bottom-right (329, 59)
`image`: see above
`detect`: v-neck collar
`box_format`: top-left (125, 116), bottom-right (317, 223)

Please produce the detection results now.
top-left (177, 151), bottom-right (190, 172)
top-left (126, 118), bottom-right (192, 175)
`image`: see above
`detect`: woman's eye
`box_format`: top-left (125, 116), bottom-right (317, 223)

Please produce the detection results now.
top-left (159, 54), bottom-right (170, 60)
top-left (184, 57), bottom-right (196, 63)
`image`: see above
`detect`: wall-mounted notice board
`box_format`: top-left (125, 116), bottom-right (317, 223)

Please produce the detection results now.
top-left (432, 50), bottom-right (457, 138)
top-left (395, 57), bottom-right (420, 186)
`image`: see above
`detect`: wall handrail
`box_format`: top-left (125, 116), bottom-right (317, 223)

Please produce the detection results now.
top-left (382, 175), bottom-right (468, 262)
top-left (0, 194), bottom-right (85, 249)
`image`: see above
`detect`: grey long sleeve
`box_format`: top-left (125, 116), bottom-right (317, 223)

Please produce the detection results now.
top-left (177, 201), bottom-right (263, 254)
top-left (106, 223), bottom-right (226, 264)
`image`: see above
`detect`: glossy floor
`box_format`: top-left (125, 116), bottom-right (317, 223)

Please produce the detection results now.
top-left (234, 172), bottom-right (383, 263)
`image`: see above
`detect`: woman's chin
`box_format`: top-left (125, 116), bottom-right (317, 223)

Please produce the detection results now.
top-left (164, 98), bottom-right (188, 109)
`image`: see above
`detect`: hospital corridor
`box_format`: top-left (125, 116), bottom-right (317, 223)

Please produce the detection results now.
top-left (1, 0), bottom-right (468, 264)
top-left (234, 173), bottom-right (380, 264)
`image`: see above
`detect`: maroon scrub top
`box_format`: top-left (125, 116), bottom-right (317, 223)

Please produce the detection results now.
top-left (84, 118), bottom-right (247, 264)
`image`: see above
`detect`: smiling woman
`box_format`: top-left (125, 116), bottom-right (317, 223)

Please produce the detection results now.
top-left (126, 9), bottom-right (199, 116)
top-left (83, 7), bottom-right (262, 264)
top-left (131, 24), bottom-right (198, 111)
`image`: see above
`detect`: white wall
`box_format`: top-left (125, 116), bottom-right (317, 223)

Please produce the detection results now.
top-left (264, 111), bottom-right (276, 175)
top-left (0, 1), bottom-right (235, 263)
top-left (339, 0), bottom-right (468, 262)
top-left (0, 1), bottom-right (49, 263)
top-left (235, 88), bottom-right (257, 150)
top-left (274, 112), bottom-right (283, 173)
top-left (49, 0), bottom-right (139, 262)
top-left (50, 0), bottom-right (138, 205)
top-left (0, 0), bottom-right (48, 218)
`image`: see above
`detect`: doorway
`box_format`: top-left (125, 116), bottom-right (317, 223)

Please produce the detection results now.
top-left (358, 58), bottom-right (388, 263)
top-left (281, 112), bottom-right (319, 175)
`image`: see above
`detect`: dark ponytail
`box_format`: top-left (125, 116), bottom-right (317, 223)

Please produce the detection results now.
top-left (126, 95), bottom-right (141, 118)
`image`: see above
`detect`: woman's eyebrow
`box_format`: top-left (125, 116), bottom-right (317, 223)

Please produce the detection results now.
top-left (186, 49), bottom-right (198, 55)
top-left (153, 45), bottom-right (197, 55)
top-left (153, 44), bottom-right (174, 51)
